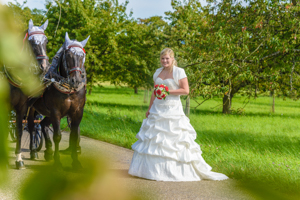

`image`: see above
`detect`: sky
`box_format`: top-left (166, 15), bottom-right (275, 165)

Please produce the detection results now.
top-left (1, 0), bottom-right (207, 19)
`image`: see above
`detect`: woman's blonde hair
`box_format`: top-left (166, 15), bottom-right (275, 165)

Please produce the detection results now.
top-left (160, 48), bottom-right (177, 71)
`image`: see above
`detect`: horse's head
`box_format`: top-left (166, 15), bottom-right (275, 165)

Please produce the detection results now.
top-left (27, 19), bottom-right (49, 72)
top-left (60, 32), bottom-right (90, 89)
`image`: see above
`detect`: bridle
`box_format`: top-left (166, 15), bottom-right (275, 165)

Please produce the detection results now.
top-left (24, 31), bottom-right (49, 62)
top-left (62, 46), bottom-right (86, 75)
top-left (53, 45), bottom-right (86, 93)
top-left (52, 39), bottom-right (88, 94)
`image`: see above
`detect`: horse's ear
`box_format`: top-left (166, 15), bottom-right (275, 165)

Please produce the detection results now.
top-left (29, 19), bottom-right (34, 30)
top-left (65, 32), bottom-right (71, 43)
top-left (81, 35), bottom-right (90, 47)
top-left (40, 19), bottom-right (48, 31)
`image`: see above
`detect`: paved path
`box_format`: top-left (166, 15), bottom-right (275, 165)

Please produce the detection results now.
top-left (1, 132), bottom-right (257, 200)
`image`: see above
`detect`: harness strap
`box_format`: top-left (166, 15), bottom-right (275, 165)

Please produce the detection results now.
top-left (28, 31), bottom-right (45, 36)
top-left (21, 33), bottom-right (28, 52)
top-left (22, 107), bottom-right (31, 131)
top-left (69, 67), bottom-right (82, 74)
top-left (68, 45), bottom-right (86, 54)
top-left (4, 65), bottom-right (22, 87)
top-left (36, 55), bottom-right (49, 60)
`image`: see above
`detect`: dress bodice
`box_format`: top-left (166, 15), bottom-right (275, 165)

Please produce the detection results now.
top-left (155, 77), bottom-right (179, 90)
top-left (155, 77), bottom-right (180, 101)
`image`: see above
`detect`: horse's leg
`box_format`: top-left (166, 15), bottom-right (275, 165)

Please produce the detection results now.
top-left (27, 108), bottom-right (38, 160)
top-left (15, 106), bottom-right (27, 169)
top-left (60, 132), bottom-right (81, 154)
top-left (40, 117), bottom-right (53, 161)
top-left (52, 114), bottom-right (63, 170)
top-left (70, 111), bottom-right (83, 170)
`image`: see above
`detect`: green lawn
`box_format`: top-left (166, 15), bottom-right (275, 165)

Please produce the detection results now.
top-left (62, 86), bottom-right (300, 195)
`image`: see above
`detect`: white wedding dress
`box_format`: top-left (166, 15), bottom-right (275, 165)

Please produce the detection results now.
top-left (128, 75), bottom-right (228, 181)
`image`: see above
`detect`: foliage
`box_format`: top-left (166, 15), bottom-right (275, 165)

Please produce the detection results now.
top-left (8, 0), bottom-right (166, 93)
top-left (20, 158), bottom-right (139, 200)
top-left (110, 16), bottom-right (168, 91)
top-left (166, 0), bottom-right (300, 113)
top-left (7, 0), bottom-right (300, 104)
top-left (45, 0), bottom-right (132, 90)
top-left (0, 4), bottom-right (42, 184)
top-left (5, 1), bottom-right (44, 30)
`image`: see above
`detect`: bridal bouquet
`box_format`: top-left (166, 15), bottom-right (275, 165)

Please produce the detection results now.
top-left (154, 84), bottom-right (169, 100)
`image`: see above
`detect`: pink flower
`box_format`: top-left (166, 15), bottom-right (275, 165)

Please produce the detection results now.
top-left (161, 94), bottom-right (166, 98)
top-left (154, 84), bottom-right (158, 88)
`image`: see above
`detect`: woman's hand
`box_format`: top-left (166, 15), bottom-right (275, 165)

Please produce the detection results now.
top-left (146, 110), bottom-right (150, 118)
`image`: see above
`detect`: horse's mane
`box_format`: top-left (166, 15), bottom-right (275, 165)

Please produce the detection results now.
top-left (57, 45), bottom-right (65, 75)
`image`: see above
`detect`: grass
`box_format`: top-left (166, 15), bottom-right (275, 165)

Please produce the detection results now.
top-left (62, 85), bottom-right (300, 195)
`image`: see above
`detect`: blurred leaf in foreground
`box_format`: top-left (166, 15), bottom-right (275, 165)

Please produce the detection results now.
top-left (21, 156), bottom-right (141, 200)
top-left (0, 78), bottom-right (9, 184)
top-left (0, 4), bottom-right (43, 184)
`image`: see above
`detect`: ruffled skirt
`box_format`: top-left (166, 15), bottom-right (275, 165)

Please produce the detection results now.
top-left (128, 98), bottom-right (228, 181)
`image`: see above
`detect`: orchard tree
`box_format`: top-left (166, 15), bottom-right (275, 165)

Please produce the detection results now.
top-left (167, 0), bottom-right (300, 113)
top-left (110, 16), bottom-right (168, 93)
top-left (45, 0), bottom-right (132, 94)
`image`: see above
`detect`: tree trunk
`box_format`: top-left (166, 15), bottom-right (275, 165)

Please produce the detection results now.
top-left (88, 88), bottom-right (92, 95)
top-left (271, 90), bottom-right (275, 113)
top-left (134, 86), bottom-right (138, 94)
top-left (185, 96), bottom-right (190, 117)
top-left (255, 83), bottom-right (258, 99)
top-left (144, 88), bottom-right (149, 103)
top-left (222, 93), bottom-right (233, 114)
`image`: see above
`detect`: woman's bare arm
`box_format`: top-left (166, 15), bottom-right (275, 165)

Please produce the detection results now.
top-left (169, 77), bottom-right (189, 95)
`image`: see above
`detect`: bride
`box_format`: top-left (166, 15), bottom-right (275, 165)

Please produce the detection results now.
top-left (128, 48), bottom-right (228, 181)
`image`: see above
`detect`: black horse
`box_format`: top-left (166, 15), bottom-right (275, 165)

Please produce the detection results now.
top-left (29, 32), bottom-right (89, 170)
top-left (7, 19), bottom-right (49, 169)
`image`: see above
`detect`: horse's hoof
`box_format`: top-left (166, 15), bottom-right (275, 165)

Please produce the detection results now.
top-left (60, 147), bottom-right (81, 155)
top-left (30, 152), bottom-right (39, 160)
top-left (15, 161), bottom-right (25, 170)
top-left (44, 152), bottom-right (53, 161)
top-left (72, 161), bottom-right (83, 171)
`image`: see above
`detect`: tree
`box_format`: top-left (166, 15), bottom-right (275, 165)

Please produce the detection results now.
top-left (45, 0), bottom-right (135, 93)
top-left (5, 1), bottom-right (44, 30)
top-left (167, 0), bottom-right (300, 113)
top-left (7, 0), bottom-right (167, 94)
top-left (109, 16), bottom-right (168, 93)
